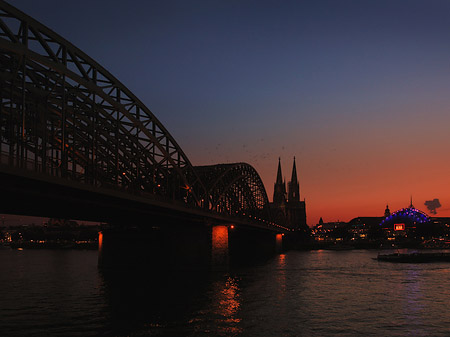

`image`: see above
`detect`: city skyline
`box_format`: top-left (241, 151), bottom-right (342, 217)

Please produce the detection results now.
top-left (11, 0), bottom-right (450, 225)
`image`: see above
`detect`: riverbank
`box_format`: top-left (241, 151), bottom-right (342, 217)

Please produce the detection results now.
top-left (8, 241), bottom-right (98, 250)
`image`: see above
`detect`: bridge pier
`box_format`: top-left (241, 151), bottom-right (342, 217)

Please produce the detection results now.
top-left (98, 223), bottom-right (212, 271)
top-left (276, 233), bottom-right (283, 253)
top-left (211, 225), bottom-right (229, 270)
top-left (228, 226), bottom-right (281, 265)
top-left (98, 222), bottom-right (284, 271)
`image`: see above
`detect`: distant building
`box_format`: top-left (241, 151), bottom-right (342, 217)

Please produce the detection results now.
top-left (380, 207), bottom-right (430, 230)
top-left (312, 200), bottom-right (450, 245)
top-left (312, 220), bottom-right (348, 242)
top-left (384, 204), bottom-right (391, 217)
top-left (270, 157), bottom-right (307, 230)
top-left (356, 200), bottom-right (450, 242)
top-left (46, 218), bottom-right (79, 227)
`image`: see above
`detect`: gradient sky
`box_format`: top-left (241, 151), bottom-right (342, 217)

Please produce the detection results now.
top-left (11, 0), bottom-right (450, 226)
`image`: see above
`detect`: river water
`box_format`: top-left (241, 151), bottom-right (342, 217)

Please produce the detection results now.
top-left (1, 248), bottom-right (450, 336)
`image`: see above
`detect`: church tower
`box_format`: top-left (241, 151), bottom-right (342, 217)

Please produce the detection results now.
top-left (288, 157), bottom-right (300, 202)
top-left (273, 158), bottom-right (286, 205)
top-left (270, 157), bottom-right (308, 232)
top-left (384, 204), bottom-right (391, 217)
top-left (286, 157), bottom-right (307, 230)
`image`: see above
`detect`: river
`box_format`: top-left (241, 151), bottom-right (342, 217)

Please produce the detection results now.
top-left (1, 248), bottom-right (450, 336)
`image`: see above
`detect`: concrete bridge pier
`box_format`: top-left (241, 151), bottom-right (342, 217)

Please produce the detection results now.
top-left (98, 223), bottom-right (284, 271)
top-left (228, 226), bottom-right (282, 265)
top-left (210, 225), bottom-right (286, 268)
top-left (276, 233), bottom-right (284, 253)
top-left (98, 223), bottom-right (212, 271)
top-left (210, 225), bottom-right (230, 270)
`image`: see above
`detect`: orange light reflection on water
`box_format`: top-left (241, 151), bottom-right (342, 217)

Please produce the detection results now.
top-left (208, 276), bottom-right (242, 335)
top-left (278, 253), bottom-right (286, 267)
top-left (276, 254), bottom-right (287, 300)
top-left (220, 277), bottom-right (241, 317)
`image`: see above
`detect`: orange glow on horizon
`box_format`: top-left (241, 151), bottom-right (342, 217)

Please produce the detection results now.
top-left (189, 114), bottom-right (450, 227)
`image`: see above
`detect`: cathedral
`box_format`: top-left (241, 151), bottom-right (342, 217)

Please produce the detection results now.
top-left (270, 157), bottom-right (307, 230)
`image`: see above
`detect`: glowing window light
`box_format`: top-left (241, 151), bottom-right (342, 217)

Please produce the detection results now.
top-left (394, 223), bottom-right (405, 231)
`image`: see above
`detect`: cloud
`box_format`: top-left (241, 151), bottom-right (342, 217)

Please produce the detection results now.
top-left (424, 198), bottom-right (441, 214)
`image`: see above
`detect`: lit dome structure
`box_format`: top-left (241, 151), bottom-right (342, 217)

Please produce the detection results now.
top-left (379, 207), bottom-right (430, 229)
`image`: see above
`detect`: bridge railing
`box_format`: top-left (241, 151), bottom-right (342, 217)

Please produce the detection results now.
top-left (1, 150), bottom-right (45, 175)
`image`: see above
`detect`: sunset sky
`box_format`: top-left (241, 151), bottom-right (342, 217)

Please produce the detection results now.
top-left (12, 0), bottom-right (450, 226)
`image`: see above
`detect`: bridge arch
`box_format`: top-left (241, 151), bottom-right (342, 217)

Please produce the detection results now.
top-left (0, 2), bottom-right (207, 205)
top-left (195, 163), bottom-right (273, 221)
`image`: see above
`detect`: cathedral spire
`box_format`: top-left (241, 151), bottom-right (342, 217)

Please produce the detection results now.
top-left (276, 157), bottom-right (283, 185)
top-left (273, 158), bottom-right (286, 205)
top-left (291, 156), bottom-right (298, 184)
top-left (288, 157), bottom-right (300, 202)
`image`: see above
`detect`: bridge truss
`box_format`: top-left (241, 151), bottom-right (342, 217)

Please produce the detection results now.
top-left (0, 1), bottom-right (207, 207)
top-left (0, 1), bottom-right (285, 229)
top-left (195, 163), bottom-right (272, 223)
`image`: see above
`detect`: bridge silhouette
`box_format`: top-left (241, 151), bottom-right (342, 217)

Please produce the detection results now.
top-left (0, 2), bottom-right (296, 267)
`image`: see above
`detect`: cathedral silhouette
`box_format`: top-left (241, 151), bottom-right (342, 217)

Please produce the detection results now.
top-left (270, 157), bottom-right (307, 230)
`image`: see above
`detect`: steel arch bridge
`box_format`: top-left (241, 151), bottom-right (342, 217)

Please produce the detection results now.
top-left (195, 163), bottom-right (272, 223)
top-left (0, 2), bottom-right (288, 231)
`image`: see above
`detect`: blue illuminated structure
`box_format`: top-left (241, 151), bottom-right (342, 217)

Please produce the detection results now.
top-left (380, 208), bottom-right (430, 228)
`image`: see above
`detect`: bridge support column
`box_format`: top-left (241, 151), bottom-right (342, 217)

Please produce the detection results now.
top-left (228, 226), bottom-right (278, 265)
top-left (98, 226), bottom-right (166, 270)
top-left (98, 223), bottom-right (213, 271)
top-left (211, 225), bottom-right (229, 269)
top-left (98, 231), bottom-right (104, 265)
top-left (98, 223), bottom-right (282, 271)
top-left (276, 233), bottom-right (283, 253)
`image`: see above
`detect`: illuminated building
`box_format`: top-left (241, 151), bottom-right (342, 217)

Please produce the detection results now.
top-left (379, 206), bottom-right (431, 240)
top-left (313, 201), bottom-right (450, 245)
top-left (380, 207), bottom-right (430, 229)
top-left (312, 220), bottom-right (348, 242)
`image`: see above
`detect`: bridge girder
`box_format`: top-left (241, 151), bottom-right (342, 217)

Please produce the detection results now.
top-left (0, 1), bottom-right (207, 206)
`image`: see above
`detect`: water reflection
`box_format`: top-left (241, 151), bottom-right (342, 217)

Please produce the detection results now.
top-left (99, 268), bottom-right (244, 336)
top-left (217, 277), bottom-right (241, 318)
top-left (100, 268), bottom-right (202, 336)
top-left (403, 267), bottom-right (424, 335)
top-left (277, 253), bottom-right (286, 267)
top-left (199, 276), bottom-right (242, 336)
top-left (276, 254), bottom-right (287, 300)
